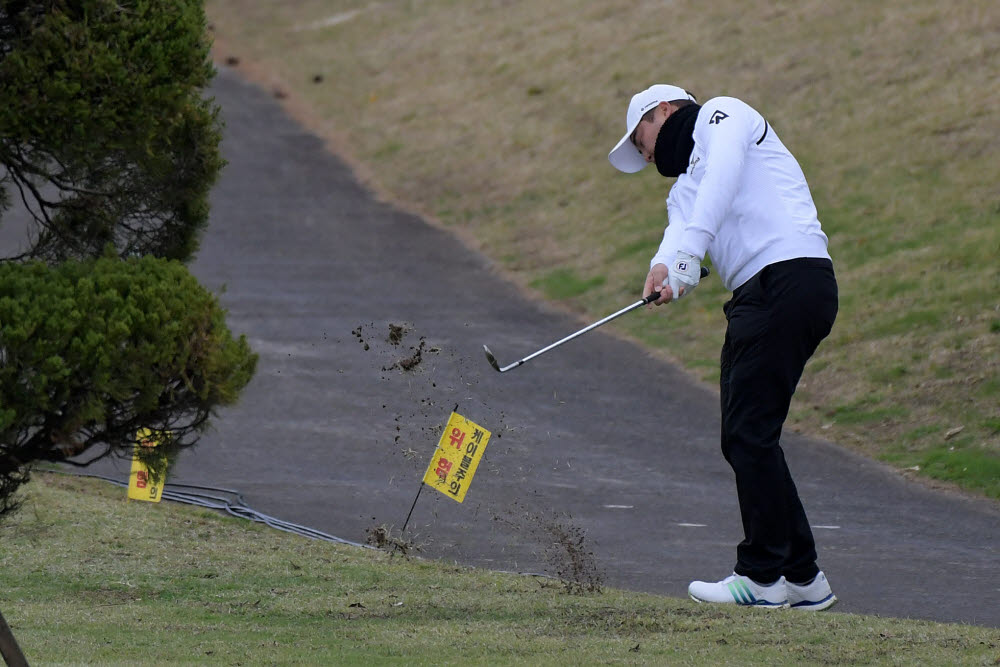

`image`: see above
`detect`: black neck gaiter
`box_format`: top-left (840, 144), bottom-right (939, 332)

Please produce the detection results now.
top-left (654, 103), bottom-right (701, 177)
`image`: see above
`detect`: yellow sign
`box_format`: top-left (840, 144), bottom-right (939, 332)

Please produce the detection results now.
top-left (422, 412), bottom-right (491, 503)
top-left (127, 428), bottom-right (168, 503)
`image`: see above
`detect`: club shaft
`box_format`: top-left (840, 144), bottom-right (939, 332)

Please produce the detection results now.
top-left (489, 265), bottom-right (709, 372)
top-left (510, 297), bottom-right (649, 367)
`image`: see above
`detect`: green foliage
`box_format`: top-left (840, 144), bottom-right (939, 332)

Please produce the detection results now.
top-left (0, 0), bottom-right (223, 261)
top-left (915, 445), bottom-right (1000, 499)
top-left (0, 256), bottom-right (257, 516)
top-left (884, 441), bottom-right (1000, 500)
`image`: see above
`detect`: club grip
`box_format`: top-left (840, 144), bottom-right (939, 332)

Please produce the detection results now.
top-left (643, 266), bottom-right (711, 304)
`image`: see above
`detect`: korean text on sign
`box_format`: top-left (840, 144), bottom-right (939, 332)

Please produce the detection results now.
top-left (127, 428), bottom-right (169, 503)
top-left (422, 412), bottom-right (492, 503)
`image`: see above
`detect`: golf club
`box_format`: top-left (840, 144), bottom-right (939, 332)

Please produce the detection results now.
top-left (484, 266), bottom-right (710, 373)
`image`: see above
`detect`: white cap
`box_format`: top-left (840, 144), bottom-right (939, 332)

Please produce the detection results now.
top-left (608, 84), bottom-right (696, 173)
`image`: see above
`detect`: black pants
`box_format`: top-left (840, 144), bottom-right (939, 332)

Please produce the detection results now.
top-left (720, 258), bottom-right (838, 584)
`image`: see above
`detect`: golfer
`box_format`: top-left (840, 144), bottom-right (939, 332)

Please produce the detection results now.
top-left (609, 84), bottom-right (838, 610)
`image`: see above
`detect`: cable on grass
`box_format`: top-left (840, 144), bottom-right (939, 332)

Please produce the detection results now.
top-left (43, 468), bottom-right (556, 581)
top-left (45, 468), bottom-right (371, 549)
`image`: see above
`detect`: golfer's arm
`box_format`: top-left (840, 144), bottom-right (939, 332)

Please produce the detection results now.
top-left (679, 110), bottom-right (755, 260)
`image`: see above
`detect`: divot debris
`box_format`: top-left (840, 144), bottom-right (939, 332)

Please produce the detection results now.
top-left (348, 321), bottom-right (522, 562)
top-left (491, 500), bottom-right (604, 593)
top-left (387, 323), bottom-right (408, 346)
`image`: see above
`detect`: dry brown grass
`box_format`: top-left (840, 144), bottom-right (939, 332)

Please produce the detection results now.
top-left (203, 0), bottom-right (1000, 497)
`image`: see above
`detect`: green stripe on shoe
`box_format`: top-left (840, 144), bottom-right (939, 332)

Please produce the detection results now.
top-left (727, 580), bottom-right (757, 604)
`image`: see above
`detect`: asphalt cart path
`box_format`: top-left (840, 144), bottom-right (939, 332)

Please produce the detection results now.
top-left (92, 68), bottom-right (1000, 627)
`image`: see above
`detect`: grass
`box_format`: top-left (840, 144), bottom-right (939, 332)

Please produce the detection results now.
top-left (1, 473), bottom-right (998, 665)
top-left (531, 268), bottom-right (606, 300)
top-left (200, 0), bottom-right (1000, 499)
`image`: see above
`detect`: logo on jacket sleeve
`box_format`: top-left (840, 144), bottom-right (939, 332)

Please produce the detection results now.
top-left (709, 110), bottom-right (729, 124)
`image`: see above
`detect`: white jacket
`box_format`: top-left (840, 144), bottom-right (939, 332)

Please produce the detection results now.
top-left (650, 96), bottom-right (831, 291)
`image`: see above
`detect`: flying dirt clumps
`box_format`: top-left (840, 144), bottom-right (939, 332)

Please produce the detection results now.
top-left (387, 323), bottom-right (407, 346)
top-left (493, 500), bottom-right (604, 594)
top-left (542, 520), bottom-right (603, 594)
top-left (352, 326), bottom-right (370, 351)
top-left (383, 338), bottom-right (426, 372)
top-left (379, 323), bottom-right (432, 372)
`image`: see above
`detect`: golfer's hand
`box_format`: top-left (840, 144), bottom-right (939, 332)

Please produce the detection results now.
top-left (643, 263), bottom-right (674, 307)
top-left (667, 251), bottom-right (701, 301)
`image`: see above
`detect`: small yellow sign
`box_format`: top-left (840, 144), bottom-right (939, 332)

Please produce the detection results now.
top-left (422, 412), bottom-right (491, 503)
top-left (127, 428), bottom-right (168, 503)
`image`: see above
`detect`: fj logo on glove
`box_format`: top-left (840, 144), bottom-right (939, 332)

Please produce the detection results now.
top-left (677, 261), bottom-right (688, 271)
top-left (709, 110), bottom-right (729, 124)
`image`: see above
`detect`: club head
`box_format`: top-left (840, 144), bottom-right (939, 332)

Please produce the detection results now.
top-left (482, 344), bottom-right (501, 372)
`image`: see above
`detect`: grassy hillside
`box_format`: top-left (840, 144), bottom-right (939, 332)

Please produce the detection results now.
top-left (202, 0), bottom-right (1000, 497)
top-left (1, 474), bottom-right (998, 664)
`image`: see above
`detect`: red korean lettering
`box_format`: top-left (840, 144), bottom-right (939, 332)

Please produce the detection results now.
top-left (435, 457), bottom-right (453, 479)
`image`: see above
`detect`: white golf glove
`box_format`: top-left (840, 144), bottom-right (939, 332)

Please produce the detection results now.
top-left (666, 251), bottom-right (701, 301)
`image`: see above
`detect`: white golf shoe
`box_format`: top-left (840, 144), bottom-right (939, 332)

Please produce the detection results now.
top-left (688, 573), bottom-right (789, 608)
top-left (786, 571), bottom-right (838, 611)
